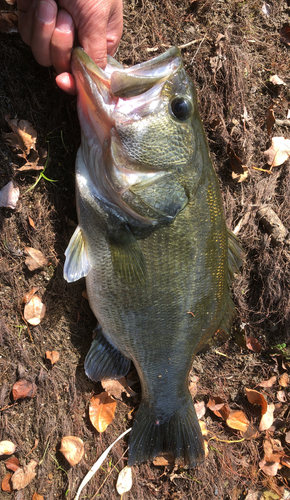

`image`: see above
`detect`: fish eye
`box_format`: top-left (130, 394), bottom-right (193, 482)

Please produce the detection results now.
top-left (170, 97), bottom-right (192, 121)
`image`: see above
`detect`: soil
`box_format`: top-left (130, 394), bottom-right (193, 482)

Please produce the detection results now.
top-left (1, 0), bottom-right (290, 499)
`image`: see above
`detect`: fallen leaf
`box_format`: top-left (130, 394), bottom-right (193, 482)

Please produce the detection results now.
top-left (285, 431), bottom-right (290, 444)
top-left (199, 420), bottom-right (208, 436)
top-left (28, 216), bottom-right (35, 228)
top-left (241, 423), bottom-right (259, 440)
top-left (116, 466), bottom-right (133, 495)
top-left (24, 247), bottom-right (48, 271)
top-left (281, 456), bottom-right (290, 468)
top-left (270, 75), bottom-right (286, 86)
top-left (259, 458), bottom-right (279, 476)
top-left (279, 372), bottom-right (289, 387)
top-left (0, 441), bottom-right (17, 455)
top-left (60, 436), bottom-right (84, 466)
top-left (0, 11), bottom-right (18, 33)
top-left (12, 380), bottom-right (37, 400)
top-left (277, 390), bottom-right (287, 402)
top-left (5, 116), bottom-right (37, 156)
top-left (101, 377), bottom-right (136, 400)
top-left (189, 374), bottom-right (199, 398)
top-left (24, 295), bottom-right (46, 325)
top-left (1, 472), bottom-right (13, 492)
top-left (245, 388), bottom-right (268, 415)
top-left (32, 494), bottom-right (44, 500)
top-left (227, 143), bottom-right (247, 175)
top-left (207, 396), bottom-right (230, 420)
top-left (232, 167), bottom-right (249, 183)
top-left (11, 459), bottom-right (37, 490)
top-left (5, 457), bottom-right (20, 471)
top-left (246, 336), bottom-right (262, 353)
top-left (89, 392), bottom-right (117, 433)
top-left (194, 401), bottom-right (206, 420)
top-left (21, 287), bottom-right (39, 304)
top-left (153, 452), bottom-right (175, 466)
top-left (226, 410), bottom-right (249, 432)
top-left (45, 351), bottom-right (59, 365)
top-left (280, 26), bottom-right (290, 46)
top-left (0, 181), bottom-right (19, 209)
top-left (259, 403), bottom-right (275, 431)
top-left (266, 103), bottom-right (275, 135)
top-left (264, 137), bottom-right (290, 167)
top-left (259, 376), bottom-right (277, 388)
top-left (263, 437), bottom-right (284, 462)
top-left (204, 440), bottom-right (209, 458)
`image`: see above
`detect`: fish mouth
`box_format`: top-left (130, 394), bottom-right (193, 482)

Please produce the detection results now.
top-left (72, 47), bottom-right (183, 224)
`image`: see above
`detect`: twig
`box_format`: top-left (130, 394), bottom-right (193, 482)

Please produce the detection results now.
top-left (146, 39), bottom-right (203, 52)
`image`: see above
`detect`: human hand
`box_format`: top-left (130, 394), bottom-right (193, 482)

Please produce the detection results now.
top-left (17, 0), bottom-right (123, 94)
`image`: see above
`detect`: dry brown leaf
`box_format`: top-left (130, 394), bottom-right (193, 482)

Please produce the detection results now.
top-left (231, 166), bottom-right (249, 183)
top-left (189, 374), bottom-right (199, 398)
top-left (0, 181), bottom-right (19, 209)
top-left (204, 440), bottom-right (209, 458)
top-left (245, 388), bottom-right (268, 415)
top-left (259, 458), bottom-right (279, 476)
top-left (21, 286), bottom-right (39, 305)
top-left (28, 216), bottom-right (35, 228)
top-left (5, 116), bottom-right (37, 155)
top-left (12, 380), bottom-right (37, 401)
top-left (266, 103), bottom-right (275, 135)
top-left (263, 438), bottom-right (284, 462)
top-left (153, 452), bottom-right (175, 466)
top-left (269, 75), bottom-right (286, 86)
top-left (1, 472), bottom-right (13, 492)
top-left (259, 376), bottom-right (277, 388)
top-left (246, 336), bottom-right (262, 353)
top-left (32, 494), bottom-right (44, 500)
top-left (101, 377), bottom-right (136, 400)
top-left (241, 423), bottom-right (259, 440)
top-left (277, 390), bottom-right (287, 402)
top-left (24, 247), bottom-right (48, 271)
top-left (207, 396), bottom-right (230, 420)
top-left (285, 431), bottom-right (290, 444)
top-left (259, 403), bottom-right (275, 431)
top-left (0, 441), bottom-right (16, 456)
top-left (226, 410), bottom-right (249, 432)
top-left (5, 457), bottom-right (20, 471)
top-left (280, 26), bottom-right (290, 46)
top-left (0, 11), bottom-right (18, 33)
top-left (59, 436), bottom-right (84, 466)
top-left (45, 351), bottom-right (60, 365)
top-left (199, 420), bottom-right (208, 436)
top-left (11, 459), bottom-right (37, 490)
top-left (264, 137), bottom-right (290, 167)
top-left (24, 295), bottom-right (46, 325)
top-left (194, 401), bottom-right (206, 420)
top-left (279, 372), bottom-right (289, 387)
top-left (281, 455), bottom-right (290, 468)
top-left (89, 392), bottom-right (117, 433)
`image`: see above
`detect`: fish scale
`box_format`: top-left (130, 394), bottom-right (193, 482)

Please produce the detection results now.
top-left (64, 46), bottom-right (242, 467)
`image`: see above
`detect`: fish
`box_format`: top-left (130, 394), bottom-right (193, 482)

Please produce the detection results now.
top-left (63, 46), bottom-right (242, 467)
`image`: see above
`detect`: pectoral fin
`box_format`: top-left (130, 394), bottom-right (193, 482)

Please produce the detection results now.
top-left (109, 225), bottom-right (147, 285)
top-left (122, 174), bottom-right (188, 221)
top-left (63, 225), bottom-right (92, 282)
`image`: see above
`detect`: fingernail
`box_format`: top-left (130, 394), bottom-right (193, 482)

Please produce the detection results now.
top-left (56, 10), bottom-right (74, 33)
top-left (36, 1), bottom-right (55, 24)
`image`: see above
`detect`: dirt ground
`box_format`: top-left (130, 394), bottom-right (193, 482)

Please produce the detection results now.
top-left (1, 0), bottom-right (290, 499)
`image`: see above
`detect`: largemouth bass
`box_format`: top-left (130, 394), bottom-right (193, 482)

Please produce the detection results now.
top-left (64, 46), bottom-right (241, 467)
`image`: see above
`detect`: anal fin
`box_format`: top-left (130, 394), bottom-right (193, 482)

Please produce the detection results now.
top-left (85, 326), bottom-right (131, 382)
top-left (64, 225), bottom-right (92, 283)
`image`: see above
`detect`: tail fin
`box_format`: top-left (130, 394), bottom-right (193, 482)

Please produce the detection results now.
top-left (128, 397), bottom-right (205, 467)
